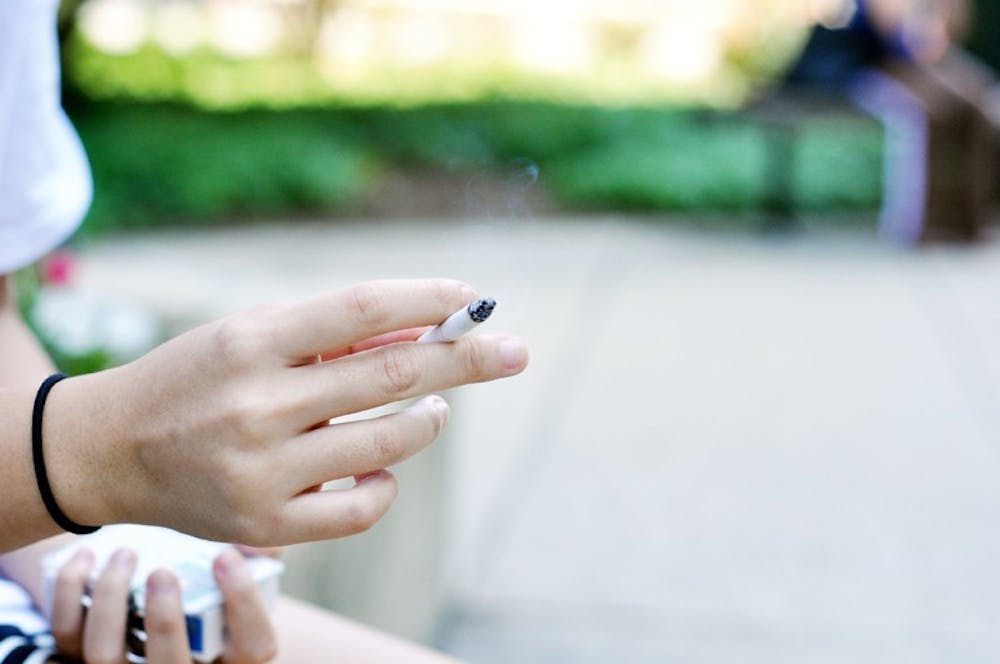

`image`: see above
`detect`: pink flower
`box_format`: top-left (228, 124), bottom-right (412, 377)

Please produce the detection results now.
top-left (42, 250), bottom-right (75, 286)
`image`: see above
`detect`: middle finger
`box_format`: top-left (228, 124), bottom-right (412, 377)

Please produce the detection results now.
top-left (294, 334), bottom-right (527, 426)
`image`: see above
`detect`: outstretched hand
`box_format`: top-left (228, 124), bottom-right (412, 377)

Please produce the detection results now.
top-left (43, 278), bottom-right (528, 546)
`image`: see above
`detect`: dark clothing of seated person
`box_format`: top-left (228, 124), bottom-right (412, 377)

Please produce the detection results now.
top-left (781, 0), bottom-right (994, 244)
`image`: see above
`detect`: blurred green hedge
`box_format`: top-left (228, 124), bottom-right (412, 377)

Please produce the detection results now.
top-left (69, 100), bottom-right (883, 235)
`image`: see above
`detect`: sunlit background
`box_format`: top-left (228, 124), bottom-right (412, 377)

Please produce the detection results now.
top-left (69, 0), bottom-right (811, 105)
top-left (51, 0), bottom-right (909, 243)
top-left (25, 0), bottom-right (1000, 660)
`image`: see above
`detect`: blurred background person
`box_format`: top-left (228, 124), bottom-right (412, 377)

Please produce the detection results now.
top-left (785, 0), bottom-right (995, 244)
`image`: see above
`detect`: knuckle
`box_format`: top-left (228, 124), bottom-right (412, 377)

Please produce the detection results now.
top-left (221, 389), bottom-right (270, 444)
top-left (245, 305), bottom-right (284, 349)
top-left (369, 423), bottom-right (404, 465)
top-left (349, 283), bottom-right (389, 327)
top-left (212, 315), bottom-right (264, 366)
top-left (378, 348), bottom-right (420, 396)
top-left (462, 340), bottom-right (489, 382)
top-left (341, 497), bottom-right (380, 535)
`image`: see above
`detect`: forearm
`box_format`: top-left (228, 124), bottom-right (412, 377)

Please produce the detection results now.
top-left (0, 371), bottom-right (132, 600)
top-left (0, 274), bottom-right (77, 603)
top-left (0, 529), bottom-right (73, 610)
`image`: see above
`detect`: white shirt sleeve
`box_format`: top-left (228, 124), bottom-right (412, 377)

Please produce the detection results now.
top-left (0, 0), bottom-right (92, 275)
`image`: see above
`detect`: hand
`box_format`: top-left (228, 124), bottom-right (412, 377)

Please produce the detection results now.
top-left (45, 279), bottom-right (529, 545)
top-left (50, 547), bottom-right (277, 663)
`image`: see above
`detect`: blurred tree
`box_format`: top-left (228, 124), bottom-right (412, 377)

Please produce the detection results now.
top-left (280, 0), bottom-right (341, 58)
top-left (57, 0), bottom-right (87, 107)
top-left (57, 0), bottom-right (84, 43)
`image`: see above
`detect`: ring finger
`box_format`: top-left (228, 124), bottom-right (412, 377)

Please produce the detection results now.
top-left (285, 395), bottom-right (449, 492)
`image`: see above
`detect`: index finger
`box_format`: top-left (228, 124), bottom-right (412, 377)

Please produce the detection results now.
top-left (276, 279), bottom-right (476, 360)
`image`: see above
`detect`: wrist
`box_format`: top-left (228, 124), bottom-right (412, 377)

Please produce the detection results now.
top-left (44, 369), bottom-right (136, 528)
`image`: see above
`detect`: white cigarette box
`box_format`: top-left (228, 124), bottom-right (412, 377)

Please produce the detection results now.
top-left (42, 525), bottom-right (284, 662)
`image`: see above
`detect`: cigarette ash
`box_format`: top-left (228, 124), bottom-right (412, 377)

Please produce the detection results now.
top-left (467, 298), bottom-right (496, 323)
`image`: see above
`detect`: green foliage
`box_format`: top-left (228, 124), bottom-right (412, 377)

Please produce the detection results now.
top-left (15, 269), bottom-right (114, 375)
top-left (44, 348), bottom-right (114, 376)
top-left (68, 100), bottom-right (884, 236)
top-left (548, 117), bottom-right (765, 212)
top-left (794, 117), bottom-right (884, 210)
top-left (73, 104), bottom-right (372, 235)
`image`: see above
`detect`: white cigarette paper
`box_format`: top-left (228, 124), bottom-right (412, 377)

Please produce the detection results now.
top-left (418, 298), bottom-right (496, 343)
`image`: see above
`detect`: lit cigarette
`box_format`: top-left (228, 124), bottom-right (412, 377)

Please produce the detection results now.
top-left (418, 298), bottom-right (496, 343)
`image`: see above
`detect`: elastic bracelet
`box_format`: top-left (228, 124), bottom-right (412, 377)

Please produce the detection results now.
top-left (32, 373), bottom-right (101, 535)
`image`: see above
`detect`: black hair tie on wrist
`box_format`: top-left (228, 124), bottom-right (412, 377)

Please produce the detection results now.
top-left (32, 373), bottom-right (101, 535)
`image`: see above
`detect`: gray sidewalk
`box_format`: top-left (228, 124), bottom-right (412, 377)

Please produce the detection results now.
top-left (76, 217), bottom-right (1000, 662)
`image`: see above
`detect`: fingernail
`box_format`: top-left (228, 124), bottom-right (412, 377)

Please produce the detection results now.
top-left (498, 338), bottom-right (528, 374)
top-left (72, 547), bottom-right (94, 565)
top-left (110, 548), bottom-right (136, 570)
top-left (426, 395), bottom-right (450, 420)
top-left (147, 569), bottom-right (179, 597)
top-left (214, 548), bottom-right (245, 578)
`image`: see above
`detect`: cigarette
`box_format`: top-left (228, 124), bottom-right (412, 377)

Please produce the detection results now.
top-left (417, 298), bottom-right (496, 343)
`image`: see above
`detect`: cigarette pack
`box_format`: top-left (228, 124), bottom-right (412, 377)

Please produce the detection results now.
top-left (42, 524), bottom-right (284, 662)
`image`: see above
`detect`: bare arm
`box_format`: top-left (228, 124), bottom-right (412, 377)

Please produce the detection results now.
top-left (0, 273), bottom-right (75, 605)
top-left (272, 597), bottom-right (459, 664)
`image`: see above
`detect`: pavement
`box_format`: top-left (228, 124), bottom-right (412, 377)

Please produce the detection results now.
top-left (75, 216), bottom-right (1000, 662)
